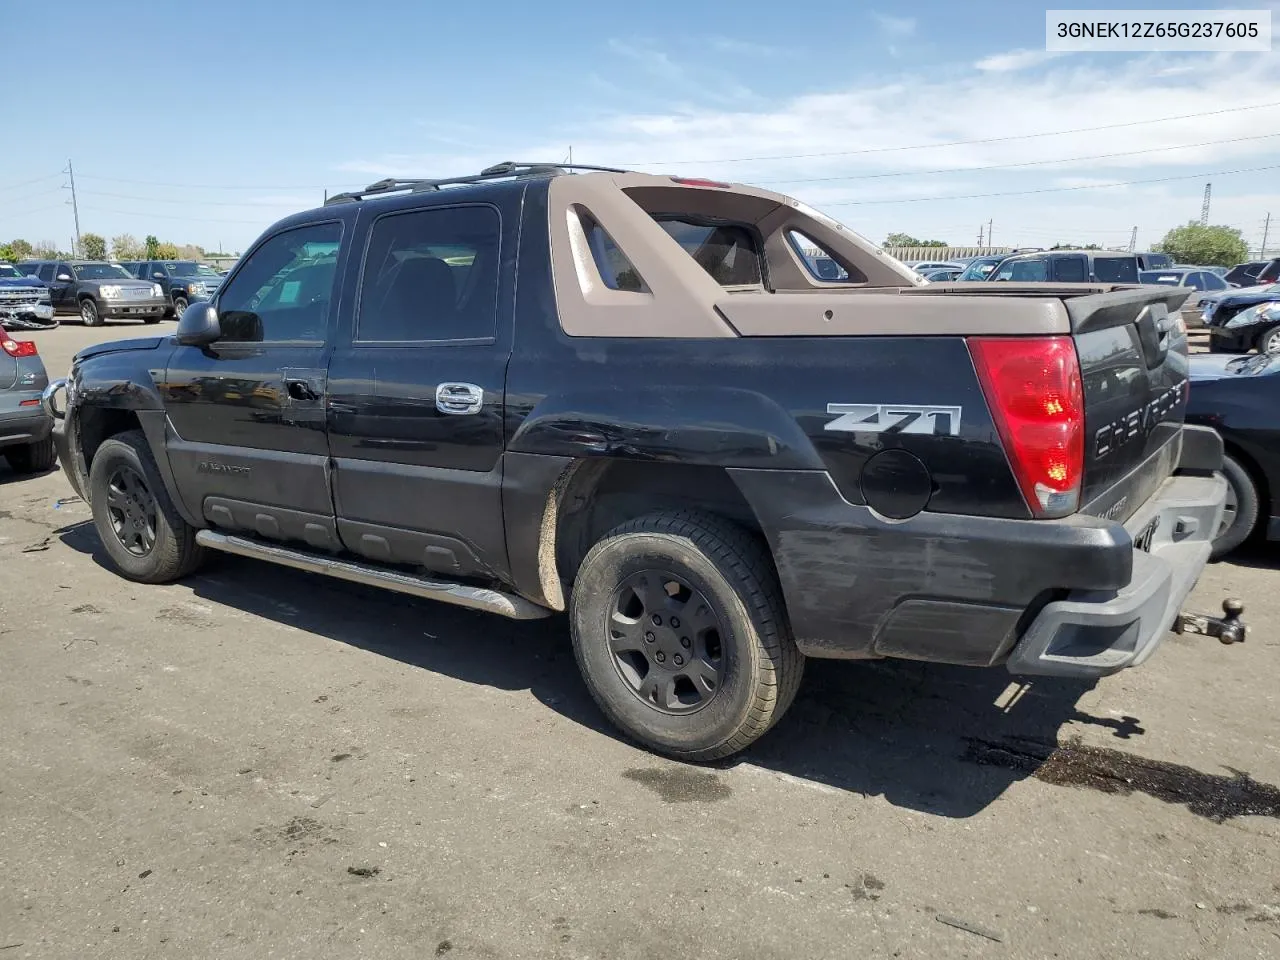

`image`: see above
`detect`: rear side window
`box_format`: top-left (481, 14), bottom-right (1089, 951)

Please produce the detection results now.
top-left (1201, 273), bottom-right (1227, 290)
top-left (786, 230), bottom-right (863, 282)
top-left (357, 204), bottom-right (500, 343)
top-left (581, 213), bottom-right (647, 292)
top-left (1259, 261), bottom-right (1280, 284)
top-left (654, 216), bottom-right (762, 286)
top-left (1093, 258), bottom-right (1139, 283)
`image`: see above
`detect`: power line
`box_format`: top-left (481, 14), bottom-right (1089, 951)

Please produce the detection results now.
top-left (78, 174), bottom-right (352, 191)
top-left (0, 172), bottom-right (63, 195)
top-left (78, 206), bottom-right (270, 225)
top-left (820, 162), bottom-right (1280, 206)
top-left (755, 131), bottom-right (1280, 185)
top-left (621, 100), bottom-right (1280, 165)
top-left (79, 189), bottom-right (317, 208)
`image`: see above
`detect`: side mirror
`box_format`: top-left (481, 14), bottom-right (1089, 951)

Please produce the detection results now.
top-left (175, 300), bottom-right (221, 346)
top-left (153, 272), bottom-right (165, 279)
top-left (56, 273), bottom-right (72, 282)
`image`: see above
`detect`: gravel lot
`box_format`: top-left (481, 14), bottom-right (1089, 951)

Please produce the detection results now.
top-left (1, 322), bottom-right (1277, 959)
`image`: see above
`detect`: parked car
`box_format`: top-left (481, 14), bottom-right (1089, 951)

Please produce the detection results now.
top-left (1176, 263), bottom-right (1229, 278)
top-left (42, 162), bottom-right (1234, 760)
top-left (1, 333), bottom-right (54, 473)
top-left (15, 260), bottom-right (168, 326)
top-left (120, 260), bottom-right (225, 319)
top-left (1224, 259), bottom-right (1280, 288)
top-left (1134, 252), bottom-right (1174, 270)
top-left (987, 250), bottom-right (1140, 283)
top-left (1202, 283), bottom-right (1280, 353)
top-left (0, 263), bottom-right (57, 331)
top-left (956, 254), bottom-right (1010, 281)
top-left (905, 259), bottom-right (965, 274)
top-left (1138, 268), bottom-right (1230, 327)
top-left (1187, 352), bottom-right (1280, 556)
top-left (919, 267), bottom-right (964, 282)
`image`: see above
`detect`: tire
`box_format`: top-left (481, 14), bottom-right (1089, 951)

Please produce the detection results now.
top-left (1256, 324), bottom-right (1280, 355)
top-left (1211, 453), bottom-right (1260, 560)
top-left (171, 296), bottom-right (189, 320)
top-left (79, 297), bottom-right (101, 326)
top-left (88, 429), bottom-right (206, 583)
top-left (4, 435), bottom-right (57, 474)
top-left (569, 509), bottom-right (804, 761)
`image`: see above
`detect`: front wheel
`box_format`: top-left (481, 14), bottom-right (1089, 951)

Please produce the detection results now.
top-left (1212, 453), bottom-right (1260, 559)
top-left (569, 510), bottom-right (803, 761)
top-left (171, 296), bottom-right (188, 320)
top-left (79, 298), bottom-right (101, 326)
top-left (88, 429), bottom-right (206, 582)
top-left (1256, 324), bottom-right (1280, 355)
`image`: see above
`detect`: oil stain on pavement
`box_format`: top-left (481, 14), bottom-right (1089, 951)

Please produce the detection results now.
top-left (623, 767), bottom-right (731, 803)
top-left (964, 736), bottom-right (1280, 822)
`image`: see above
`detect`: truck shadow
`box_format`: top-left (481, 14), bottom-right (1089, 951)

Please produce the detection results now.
top-left (57, 521), bottom-right (1135, 818)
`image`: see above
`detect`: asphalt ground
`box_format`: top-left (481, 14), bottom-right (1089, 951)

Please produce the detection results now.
top-left (0, 321), bottom-right (1276, 959)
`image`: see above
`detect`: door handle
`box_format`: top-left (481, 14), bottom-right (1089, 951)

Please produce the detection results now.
top-left (435, 382), bottom-right (484, 416)
top-left (285, 378), bottom-right (319, 402)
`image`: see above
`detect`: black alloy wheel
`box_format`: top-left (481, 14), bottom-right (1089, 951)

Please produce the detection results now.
top-left (104, 464), bottom-right (158, 557)
top-left (609, 570), bottom-right (724, 715)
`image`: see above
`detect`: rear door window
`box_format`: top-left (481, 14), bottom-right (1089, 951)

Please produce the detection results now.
top-left (1092, 257), bottom-right (1139, 283)
top-left (1051, 257), bottom-right (1087, 282)
top-left (356, 204), bottom-right (501, 343)
top-left (993, 258), bottom-right (1048, 281)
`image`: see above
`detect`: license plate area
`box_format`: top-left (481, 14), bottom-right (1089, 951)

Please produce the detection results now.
top-left (1133, 515), bottom-right (1160, 553)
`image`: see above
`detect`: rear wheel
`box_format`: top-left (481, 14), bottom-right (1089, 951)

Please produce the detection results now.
top-left (569, 510), bottom-right (803, 761)
top-left (1212, 453), bottom-right (1260, 559)
top-left (4, 436), bottom-right (56, 474)
top-left (79, 298), bottom-right (101, 326)
top-left (88, 430), bottom-right (206, 582)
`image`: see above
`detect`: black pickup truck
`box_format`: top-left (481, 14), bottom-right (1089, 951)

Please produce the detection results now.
top-left (41, 163), bottom-right (1241, 760)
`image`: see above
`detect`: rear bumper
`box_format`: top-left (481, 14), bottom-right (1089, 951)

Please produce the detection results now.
top-left (1006, 472), bottom-right (1224, 677)
top-left (0, 405), bottom-right (52, 449)
top-left (729, 431), bottom-right (1225, 677)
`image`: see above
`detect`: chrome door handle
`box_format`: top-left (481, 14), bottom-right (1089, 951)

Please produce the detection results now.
top-left (435, 382), bottom-right (483, 415)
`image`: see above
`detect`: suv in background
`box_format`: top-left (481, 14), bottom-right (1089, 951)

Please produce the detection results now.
top-left (15, 260), bottom-right (168, 326)
top-left (1135, 252), bottom-right (1173, 270)
top-left (121, 260), bottom-right (225, 319)
top-left (988, 250), bottom-right (1140, 284)
top-left (1224, 259), bottom-right (1280, 288)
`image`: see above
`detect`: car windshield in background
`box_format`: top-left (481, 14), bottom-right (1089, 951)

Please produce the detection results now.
top-left (959, 257), bottom-right (1004, 280)
top-left (168, 261), bottom-right (223, 278)
top-left (1093, 258), bottom-right (1139, 283)
top-left (75, 263), bottom-right (133, 280)
top-left (992, 258), bottom-right (1048, 281)
top-left (1140, 271), bottom-right (1187, 286)
top-left (0, 264), bottom-right (24, 278)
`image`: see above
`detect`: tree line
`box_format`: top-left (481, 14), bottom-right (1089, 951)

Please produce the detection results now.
top-left (1, 233), bottom-right (234, 264)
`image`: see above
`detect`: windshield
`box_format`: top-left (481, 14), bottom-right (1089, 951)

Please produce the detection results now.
top-left (1140, 271), bottom-right (1186, 286)
top-left (74, 263), bottom-right (132, 280)
top-left (0, 264), bottom-right (24, 279)
top-left (168, 261), bottom-right (222, 278)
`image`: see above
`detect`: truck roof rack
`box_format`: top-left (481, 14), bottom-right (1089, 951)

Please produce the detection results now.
top-left (323, 161), bottom-right (632, 205)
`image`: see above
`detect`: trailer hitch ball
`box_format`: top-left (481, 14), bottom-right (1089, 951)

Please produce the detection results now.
top-left (1174, 598), bottom-right (1247, 645)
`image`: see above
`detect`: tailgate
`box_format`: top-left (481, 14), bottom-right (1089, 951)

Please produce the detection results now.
top-left (1065, 287), bottom-right (1192, 522)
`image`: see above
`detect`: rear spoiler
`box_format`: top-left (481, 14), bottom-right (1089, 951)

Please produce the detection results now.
top-left (909, 282), bottom-right (1191, 334)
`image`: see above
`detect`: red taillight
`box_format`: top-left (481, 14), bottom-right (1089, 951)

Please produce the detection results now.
top-left (969, 336), bottom-right (1084, 518)
top-left (670, 176), bottom-right (731, 189)
top-left (1, 338), bottom-right (38, 358)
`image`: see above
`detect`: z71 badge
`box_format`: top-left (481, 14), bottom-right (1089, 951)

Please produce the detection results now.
top-left (824, 403), bottom-right (962, 436)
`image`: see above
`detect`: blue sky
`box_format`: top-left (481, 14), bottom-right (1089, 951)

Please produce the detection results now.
top-left (3, 0), bottom-right (1277, 254)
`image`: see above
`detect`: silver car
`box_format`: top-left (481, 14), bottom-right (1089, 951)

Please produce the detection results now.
top-left (1138, 268), bottom-right (1230, 329)
top-left (0, 334), bottom-right (54, 474)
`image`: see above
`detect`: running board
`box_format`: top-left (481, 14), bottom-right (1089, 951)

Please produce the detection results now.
top-left (194, 530), bottom-right (552, 620)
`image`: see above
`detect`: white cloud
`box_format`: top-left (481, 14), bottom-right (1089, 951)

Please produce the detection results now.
top-left (709, 37), bottom-right (782, 57)
top-left (975, 49), bottom-right (1061, 72)
top-left (872, 13), bottom-right (916, 38)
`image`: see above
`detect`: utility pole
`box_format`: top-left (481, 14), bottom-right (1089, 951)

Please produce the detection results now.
top-left (977, 223), bottom-right (984, 246)
top-left (1200, 182), bottom-right (1212, 225)
top-left (1128, 226), bottom-right (1138, 252)
top-left (64, 158), bottom-right (82, 256)
top-left (1261, 212), bottom-right (1271, 258)
top-left (987, 218), bottom-right (993, 248)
